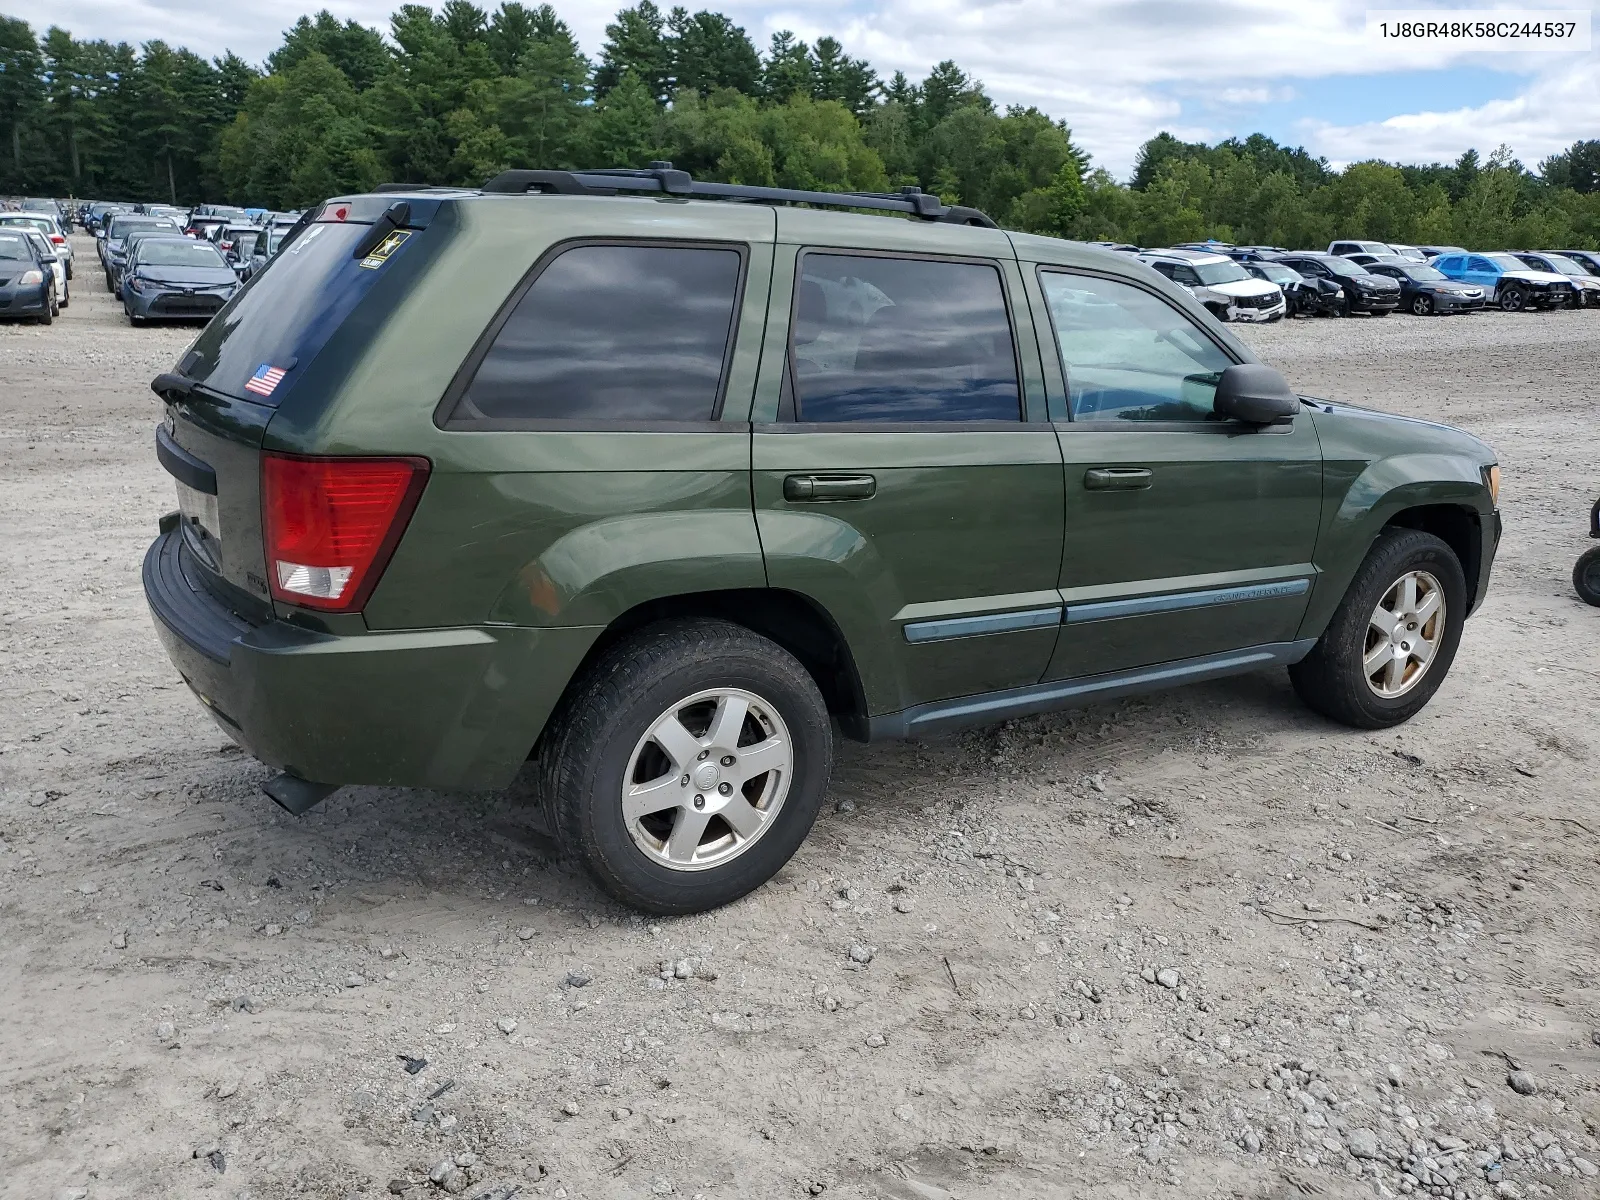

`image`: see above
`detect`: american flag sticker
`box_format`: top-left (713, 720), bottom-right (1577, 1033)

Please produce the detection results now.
top-left (244, 363), bottom-right (288, 397)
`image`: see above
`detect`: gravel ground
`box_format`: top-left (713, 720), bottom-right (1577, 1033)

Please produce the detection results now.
top-left (2, 237), bottom-right (1598, 1200)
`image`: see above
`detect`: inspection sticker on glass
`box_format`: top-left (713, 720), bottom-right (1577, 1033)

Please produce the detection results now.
top-left (359, 229), bottom-right (412, 269)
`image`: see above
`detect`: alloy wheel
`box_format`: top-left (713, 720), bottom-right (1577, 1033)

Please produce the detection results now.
top-left (1364, 570), bottom-right (1446, 698)
top-left (622, 687), bottom-right (793, 872)
top-left (1411, 294), bottom-right (1432, 316)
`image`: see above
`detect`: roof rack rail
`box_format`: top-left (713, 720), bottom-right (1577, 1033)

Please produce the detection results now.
top-left (479, 162), bottom-right (997, 228)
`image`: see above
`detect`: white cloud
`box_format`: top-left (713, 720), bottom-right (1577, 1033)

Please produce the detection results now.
top-left (1300, 55), bottom-right (1600, 169)
top-left (12, 0), bottom-right (1598, 176)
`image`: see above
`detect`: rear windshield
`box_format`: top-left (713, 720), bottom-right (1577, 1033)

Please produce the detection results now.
top-left (110, 218), bottom-right (176, 239)
top-left (181, 219), bottom-right (409, 405)
top-left (139, 240), bottom-right (227, 268)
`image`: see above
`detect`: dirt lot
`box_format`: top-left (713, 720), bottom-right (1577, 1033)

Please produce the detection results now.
top-left (2, 236), bottom-right (1598, 1200)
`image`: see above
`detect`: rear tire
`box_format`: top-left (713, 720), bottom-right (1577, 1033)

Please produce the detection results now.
top-left (536, 618), bottom-right (834, 914)
top-left (1290, 528), bottom-right (1467, 729)
top-left (1575, 547), bottom-right (1600, 607)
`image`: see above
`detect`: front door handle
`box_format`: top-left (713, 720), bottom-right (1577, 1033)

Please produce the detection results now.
top-left (1084, 467), bottom-right (1153, 491)
top-left (784, 474), bottom-right (877, 502)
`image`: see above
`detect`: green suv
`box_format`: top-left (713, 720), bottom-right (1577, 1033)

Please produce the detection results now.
top-left (145, 166), bottom-right (1501, 913)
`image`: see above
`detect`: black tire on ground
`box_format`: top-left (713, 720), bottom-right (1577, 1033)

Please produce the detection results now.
top-left (1575, 546), bottom-right (1600, 607)
top-left (1207, 303), bottom-right (1231, 323)
top-left (65, 260), bottom-right (73, 280)
top-left (1411, 294), bottom-right (1433, 316)
top-left (1499, 286), bottom-right (1527, 312)
top-left (535, 618), bottom-right (834, 914)
top-left (1289, 528), bottom-right (1468, 729)
top-left (38, 295), bottom-right (52, 325)
top-left (104, 271), bottom-right (114, 293)
top-left (1337, 291), bottom-right (1352, 317)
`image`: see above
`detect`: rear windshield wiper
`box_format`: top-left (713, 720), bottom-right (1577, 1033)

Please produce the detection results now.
top-left (150, 371), bottom-right (224, 405)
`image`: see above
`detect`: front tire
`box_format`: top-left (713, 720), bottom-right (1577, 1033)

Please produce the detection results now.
top-left (1575, 547), bottom-right (1600, 607)
top-left (536, 619), bottom-right (833, 914)
top-left (1411, 294), bottom-right (1433, 316)
top-left (1290, 528), bottom-right (1467, 729)
top-left (1499, 286), bottom-right (1527, 313)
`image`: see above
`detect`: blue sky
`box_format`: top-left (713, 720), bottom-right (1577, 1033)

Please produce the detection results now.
top-left (13, 0), bottom-right (1599, 176)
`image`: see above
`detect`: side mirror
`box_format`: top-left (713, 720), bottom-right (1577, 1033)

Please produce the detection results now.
top-left (1213, 364), bottom-right (1298, 425)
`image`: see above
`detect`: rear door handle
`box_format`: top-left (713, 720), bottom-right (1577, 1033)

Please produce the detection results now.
top-left (1084, 467), bottom-right (1153, 491)
top-left (784, 474), bottom-right (877, 502)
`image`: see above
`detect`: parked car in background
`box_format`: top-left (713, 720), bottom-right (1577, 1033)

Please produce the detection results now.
top-left (1242, 259), bottom-right (1341, 317)
top-left (209, 222), bottom-right (264, 265)
top-left (16, 227), bottom-right (68, 310)
top-left (1344, 252), bottom-right (1407, 267)
top-left (1430, 252), bottom-right (1574, 312)
top-left (1086, 240), bottom-right (1140, 253)
top-left (1557, 250), bottom-right (1600, 276)
top-left (1416, 245), bottom-right (1467, 260)
top-left (1361, 260), bottom-right (1486, 315)
top-left (0, 211), bottom-right (72, 278)
top-left (85, 203), bottom-right (128, 236)
top-left (1328, 239), bottom-right (1396, 259)
top-left (1384, 244), bottom-right (1428, 262)
top-left (185, 216), bottom-right (228, 242)
top-left (1270, 252), bottom-right (1401, 315)
top-left (0, 228), bottom-right (57, 322)
top-left (121, 236), bottom-right (240, 325)
top-left (1138, 248), bottom-right (1286, 321)
top-left (102, 214), bottom-right (182, 290)
top-left (1509, 252), bottom-right (1600, 307)
top-left (239, 224), bottom-right (290, 279)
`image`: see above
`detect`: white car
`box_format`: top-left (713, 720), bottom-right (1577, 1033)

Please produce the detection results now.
top-left (1137, 248), bottom-right (1286, 322)
top-left (0, 212), bottom-right (73, 278)
top-left (18, 228), bottom-right (68, 309)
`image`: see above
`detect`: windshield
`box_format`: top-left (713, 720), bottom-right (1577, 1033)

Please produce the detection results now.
top-left (1534, 254), bottom-right (1586, 276)
top-left (1, 216), bottom-right (54, 234)
top-left (138, 240), bottom-right (227, 268)
top-left (1193, 259), bottom-right (1250, 285)
top-left (1487, 254), bottom-right (1532, 272)
top-left (1253, 263), bottom-right (1300, 284)
top-left (1321, 257), bottom-right (1368, 278)
top-left (0, 235), bottom-right (33, 261)
top-left (110, 219), bottom-right (176, 239)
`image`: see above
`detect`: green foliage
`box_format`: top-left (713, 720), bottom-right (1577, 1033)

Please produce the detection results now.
top-left (1, 2), bottom-right (1596, 254)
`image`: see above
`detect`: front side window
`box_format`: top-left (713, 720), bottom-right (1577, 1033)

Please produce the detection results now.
top-left (789, 253), bottom-right (1020, 423)
top-left (454, 243), bottom-right (743, 424)
top-left (1040, 271), bottom-right (1234, 423)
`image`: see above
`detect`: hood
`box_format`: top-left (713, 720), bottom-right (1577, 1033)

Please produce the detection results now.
top-left (135, 264), bottom-right (240, 288)
top-left (1501, 269), bottom-right (1568, 286)
top-left (1207, 278), bottom-right (1280, 299)
top-left (1305, 399), bottom-right (1495, 465)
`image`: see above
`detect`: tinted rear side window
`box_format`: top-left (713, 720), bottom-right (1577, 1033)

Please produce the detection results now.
top-left (789, 253), bottom-right (1020, 422)
top-left (449, 243), bottom-right (743, 425)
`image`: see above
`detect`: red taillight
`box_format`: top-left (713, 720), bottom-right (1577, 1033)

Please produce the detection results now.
top-left (50, 234), bottom-right (64, 244)
top-left (260, 453), bottom-right (430, 612)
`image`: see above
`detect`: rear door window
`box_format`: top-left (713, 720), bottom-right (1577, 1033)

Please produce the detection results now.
top-left (181, 219), bottom-right (411, 405)
top-left (788, 253), bottom-right (1020, 423)
top-left (448, 243), bottom-right (745, 425)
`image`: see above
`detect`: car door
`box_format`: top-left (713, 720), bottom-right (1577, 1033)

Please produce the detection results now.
top-left (1461, 255), bottom-right (1499, 291)
top-left (750, 212), bottom-right (1064, 719)
top-left (1025, 265), bottom-right (1323, 681)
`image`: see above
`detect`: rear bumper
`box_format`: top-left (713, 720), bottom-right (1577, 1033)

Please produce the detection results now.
top-left (143, 528), bottom-right (598, 791)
